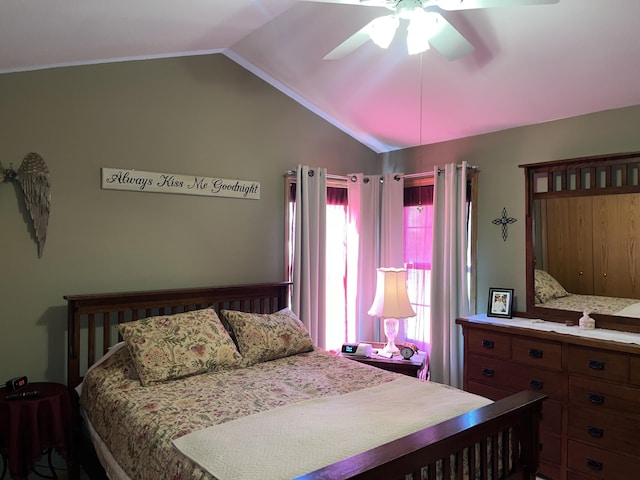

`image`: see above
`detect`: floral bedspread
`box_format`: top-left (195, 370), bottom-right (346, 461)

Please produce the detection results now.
top-left (539, 293), bottom-right (638, 315)
top-left (80, 346), bottom-right (399, 480)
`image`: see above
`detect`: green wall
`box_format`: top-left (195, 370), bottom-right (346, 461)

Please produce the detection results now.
top-left (3, 50), bottom-right (638, 385)
top-left (0, 54), bottom-right (377, 384)
top-left (388, 104), bottom-right (640, 316)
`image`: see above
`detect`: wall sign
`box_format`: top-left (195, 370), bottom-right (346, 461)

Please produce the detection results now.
top-left (101, 168), bottom-right (260, 200)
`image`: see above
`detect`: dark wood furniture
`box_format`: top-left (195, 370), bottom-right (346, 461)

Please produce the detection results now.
top-left (341, 350), bottom-right (426, 378)
top-left (0, 382), bottom-right (74, 480)
top-left (457, 315), bottom-right (640, 480)
top-left (66, 282), bottom-right (546, 480)
top-left (520, 151), bottom-right (640, 332)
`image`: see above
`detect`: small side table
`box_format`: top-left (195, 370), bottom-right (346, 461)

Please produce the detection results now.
top-left (341, 344), bottom-right (427, 378)
top-left (0, 382), bottom-right (74, 480)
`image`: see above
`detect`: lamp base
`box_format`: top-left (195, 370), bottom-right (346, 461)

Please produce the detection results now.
top-left (381, 317), bottom-right (400, 355)
top-left (380, 342), bottom-right (400, 356)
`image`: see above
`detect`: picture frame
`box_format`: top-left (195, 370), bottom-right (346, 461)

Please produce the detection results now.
top-left (487, 287), bottom-right (514, 318)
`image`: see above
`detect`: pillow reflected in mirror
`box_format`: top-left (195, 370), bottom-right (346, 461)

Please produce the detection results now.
top-left (534, 269), bottom-right (569, 304)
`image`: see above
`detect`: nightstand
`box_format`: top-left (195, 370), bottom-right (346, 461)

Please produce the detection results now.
top-left (0, 382), bottom-right (74, 479)
top-left (341, 344), bottom-right (427, 378)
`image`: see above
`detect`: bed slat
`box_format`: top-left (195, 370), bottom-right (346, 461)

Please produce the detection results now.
top-left (87, 313), bottom-right (96, 367)
top-left (480, 438), bottom-right (489, 478)
top-left (102, 313), bottom-right (110, 356)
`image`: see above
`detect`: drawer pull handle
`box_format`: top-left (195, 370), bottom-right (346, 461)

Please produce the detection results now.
top-left (587, 426), bottom-right (604, 438)
top-left (588, 393), bottom-right (605, 405)
top-left (529, 379), bottom-right (544, 389)
top-left (482, 368), bottom-right (495, 377)
top-left (529, 348), bottom-right (543, 359)
top-left (589, 359), bottom-right (605, 370)
top-left (482, 339), bottom-right (494, 349)
top-left (587, 459), bottom-right (603, 471)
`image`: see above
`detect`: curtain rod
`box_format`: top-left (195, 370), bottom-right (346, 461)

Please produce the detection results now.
top-left (284, 164), bottom-right (477, 182)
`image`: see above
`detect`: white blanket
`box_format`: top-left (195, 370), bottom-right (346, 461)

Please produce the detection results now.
top-left (172, 376), bottom-right (490, 480)
top-left (614, 301), bottom-right (640, 318)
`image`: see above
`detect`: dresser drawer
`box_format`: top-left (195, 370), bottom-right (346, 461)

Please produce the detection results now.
top-left (539, 461), bottom-right (561, 480)
top-left (568, 440), bottom-right (640, 479)
top-left (631, 355), bottom-right (640, 385)
top-left (510, 366), bottom-right (564, 402)
top-left (569, 408), bottom-right (640, 456)
top-left (466, 380), bottom-right (513, 401)
top-left (512, 336), bottom-right (562, 371)
top-left (467, 353), bottom-right (522, 390)
top-left (540, 399), bottom-right (562, 434)
top-left (569, 375), bottom-right (640, 422)
top-left (568, 345), bottom-right (629, 382)
top-left (540, 428), bottom-right (562, 465)
top-left (467, 329), bottom-right (511, 359)
top-left (568, 473), bottom-right (600, 480)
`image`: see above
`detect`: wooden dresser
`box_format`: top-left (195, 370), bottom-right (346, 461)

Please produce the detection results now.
top-left (456, 315), bottom-right (640, 480)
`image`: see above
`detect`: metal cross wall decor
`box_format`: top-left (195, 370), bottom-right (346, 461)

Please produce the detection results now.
top-left (492, 207), bottom-right (517, 241)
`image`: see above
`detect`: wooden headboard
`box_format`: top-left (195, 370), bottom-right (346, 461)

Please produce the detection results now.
top-left (65, 282), bottom-right (291, 388)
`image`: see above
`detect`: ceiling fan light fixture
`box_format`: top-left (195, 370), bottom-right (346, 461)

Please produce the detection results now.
top-left (407, 28), bottom-right (430, 55)
top-left (406, 10), bottom-right (438, 55)
top-left (368, 15), bottom-right (399, 49)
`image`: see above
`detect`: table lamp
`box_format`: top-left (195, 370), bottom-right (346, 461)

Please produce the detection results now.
top-left (368, 267), bottom-right (416, 356)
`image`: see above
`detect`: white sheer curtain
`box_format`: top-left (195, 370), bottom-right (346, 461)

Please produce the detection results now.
top-left (429, 162), bottom-right (469, 388)
top-left (292, 165), bottom-right (327, 348)
top-left (346, 173), bottom-right (404, 343)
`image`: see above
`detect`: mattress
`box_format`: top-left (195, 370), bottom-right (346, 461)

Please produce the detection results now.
top-left (80, 345), bottom-right (490, 480)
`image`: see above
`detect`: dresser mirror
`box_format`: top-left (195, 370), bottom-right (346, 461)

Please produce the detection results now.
top-left (520, 151), bottom-right (640, 333)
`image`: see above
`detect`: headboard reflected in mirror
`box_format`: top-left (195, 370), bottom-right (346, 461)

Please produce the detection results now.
top-left (520, 151), bottom-right (640, 333)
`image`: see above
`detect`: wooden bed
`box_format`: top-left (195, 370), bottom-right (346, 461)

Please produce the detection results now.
top-left (65, 281), bottom-right (546, 480)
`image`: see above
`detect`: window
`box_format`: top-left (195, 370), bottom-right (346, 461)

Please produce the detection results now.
top-left (324, 188), bottom-right (348, 349)
top-left (286, 179), bottom-right (348, 350)
top-left (284, 173), bottom-right (474, 351)
top-left (403, 183), bottom-right (434, 352)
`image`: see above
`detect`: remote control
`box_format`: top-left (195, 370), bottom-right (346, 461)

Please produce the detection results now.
top-left (5, 390), bottom-right (40, 400)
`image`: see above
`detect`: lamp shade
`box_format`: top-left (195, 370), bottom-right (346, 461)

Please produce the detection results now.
top-left (368, 268), bottom-right (416, 319)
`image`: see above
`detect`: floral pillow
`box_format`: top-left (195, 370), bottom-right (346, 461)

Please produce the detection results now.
top-left (534, 269), bottom-right (569, 304)
top-left (221, 308), bottom-right (314, 366)
top-left (117, 308), bottom-right (242, 386)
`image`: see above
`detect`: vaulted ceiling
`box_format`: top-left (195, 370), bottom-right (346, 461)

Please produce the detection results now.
top-left (3, 0), bottom-right (640, 153)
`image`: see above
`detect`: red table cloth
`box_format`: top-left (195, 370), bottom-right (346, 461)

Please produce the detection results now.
top-left (0, 382), bottom-right (74, 479)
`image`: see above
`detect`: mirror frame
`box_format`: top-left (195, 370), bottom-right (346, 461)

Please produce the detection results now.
top-left (520, 151), bottom-right (640, 334)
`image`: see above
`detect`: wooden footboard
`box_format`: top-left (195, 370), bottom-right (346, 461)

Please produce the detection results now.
top-left (297, 389), bottom-right (546, 480)
top-left (65, 282), bottom-right (545, 480)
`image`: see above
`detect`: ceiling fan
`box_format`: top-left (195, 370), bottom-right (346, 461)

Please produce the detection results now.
top-left (307, 0), bottom-right (559, 61)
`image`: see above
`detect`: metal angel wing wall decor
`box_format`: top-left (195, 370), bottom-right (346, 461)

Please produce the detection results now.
top-left (1, 152), bottom-right (51, 258)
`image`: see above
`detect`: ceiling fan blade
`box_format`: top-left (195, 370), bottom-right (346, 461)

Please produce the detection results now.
top-left (299, 0), bottom-right (391, 5)
top-left (323, 21), bottom-right (375, 60)
top-left (436, 0), bottom-right (559, 10)
top-left (427, 13), bottom-right (474, 60)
